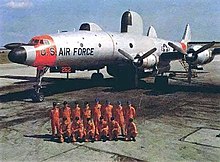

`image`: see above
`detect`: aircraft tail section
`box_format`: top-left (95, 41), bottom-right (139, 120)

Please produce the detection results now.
top-left (181, 24), bottom-right (191, 43)
top-left (121, 11), bottom-right (143, 35)
top-left (147, 26), bottom-right (157, 38)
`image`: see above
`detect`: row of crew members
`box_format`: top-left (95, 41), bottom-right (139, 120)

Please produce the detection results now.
top-left (50, 99), bottom-right (137, 142)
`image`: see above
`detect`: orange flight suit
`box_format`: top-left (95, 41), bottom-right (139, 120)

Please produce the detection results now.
top-left (93, 103), bottom-right (102, 135)
top-left (61, 106), bottom-right (71, 137)
top-left (50, 106), bottom-right (61, 137)
top-left (124, 106), bottom-right (136, 134)
top-left (72, 106), bottom-right (81, 120)
top-left (71, 119), bottom-right (84, 142)
top-left (113, 105), bottom-right (125, 135)
top-left (98, 120), bottom-right (109, 140)
top-left (126, 121), bottom-right (138, 141)
top-left (85, 120), bottom-right (95, 142)
top-left (83, 106), bottom-right (92, 128)
top-left (102, 104), bottom-right (113, 123)
top-left (109, 120), bottom-right (120, 140)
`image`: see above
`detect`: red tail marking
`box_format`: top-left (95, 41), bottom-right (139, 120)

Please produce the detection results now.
top-left (180, 42), bottom-right (187, 52)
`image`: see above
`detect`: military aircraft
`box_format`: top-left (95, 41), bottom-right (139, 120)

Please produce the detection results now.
top-left (2, 10), bottom-right (220, 102)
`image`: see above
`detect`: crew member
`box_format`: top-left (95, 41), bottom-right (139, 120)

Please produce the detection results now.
top-left (102, 100), bottom-right (113, 124)
top-left (98, 116), bottom-right (109, 142)
top-left (71, 117), bottom-right (84, 142)
top-left (61, 101), bottom-right (72, 141)
top-left (113, 101), bottom-right (125, 136)
top-left (72, 101), bottom-right (81, 120)
top-left (50, 102), bottom-right (62, 140)
top-left (125, 118), bottom-right (138, 141)
top-left (109, 117), bottom-right (120, 141)
top-left (92, 98), bottom-right (102, 137)
top-left (85, 118), bottom-right (95, 142)
top-left (82, 102), bottom-right (92, 129)
top-left (124, 101), bottom-right (136, 134)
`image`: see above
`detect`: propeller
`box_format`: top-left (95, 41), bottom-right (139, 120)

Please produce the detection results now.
top-left (168, 41), bottom-right (215, 83)
top-left (118, 48), bottom-right (157, 87)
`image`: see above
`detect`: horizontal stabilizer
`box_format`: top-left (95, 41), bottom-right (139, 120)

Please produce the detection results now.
top-left (147, 26), bottom-right (157, 38)
top-left (212, 48), bottom-right (220, 55)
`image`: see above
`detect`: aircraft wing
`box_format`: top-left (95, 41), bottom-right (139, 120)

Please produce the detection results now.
top-left (188, 41), bottom-right (220, 48)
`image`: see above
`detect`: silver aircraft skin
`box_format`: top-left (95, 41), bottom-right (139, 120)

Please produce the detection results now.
top-left (2, 10), bottom-right (220, 102)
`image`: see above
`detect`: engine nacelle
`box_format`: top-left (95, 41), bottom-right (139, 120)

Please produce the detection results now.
top-left (141, 54), bottom-right (159, 68)
top-left (187, 45), bottom-right (214, 65)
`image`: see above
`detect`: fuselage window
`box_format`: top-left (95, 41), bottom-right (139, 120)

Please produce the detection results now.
top-left (129, 43), bottom-right (133, 48)
top-left (80, 43), bottom-right (83, 47)
top-left (98, 43), bottom-right (101, 48)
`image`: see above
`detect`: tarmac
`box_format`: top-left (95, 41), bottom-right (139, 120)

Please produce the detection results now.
top-left (0, 59), bottom-right (220, 162)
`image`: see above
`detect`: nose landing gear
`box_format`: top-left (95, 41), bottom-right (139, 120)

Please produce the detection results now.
top-left (32, 67), bottom-right (49, 102)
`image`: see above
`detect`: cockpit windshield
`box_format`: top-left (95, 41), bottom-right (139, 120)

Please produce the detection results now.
top-left (29, 39), bottom-right (50, 45)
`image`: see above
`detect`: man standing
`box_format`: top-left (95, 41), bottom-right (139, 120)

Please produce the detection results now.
top-left (61, 101), bottom-right (72, 141)
top-left (113, 101), bottom-right (125, 136)
top-left (50, 102), bottom-right (62, 140)
top-left (82, 102), bottom-right (92, 129)
top-left (92, 98), bottom-right (102, 138)
top-left (102, 100), bottom-right (113, 124)
top-left (109, 117), bottom-right (120, 141)
top-left (124, 101), bottom-right (136, 135)
top-left (72, 101), bottom-right (81, 121)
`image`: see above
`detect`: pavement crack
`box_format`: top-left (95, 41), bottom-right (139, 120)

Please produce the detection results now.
top-left (41, 145), bottom-right (80, 162)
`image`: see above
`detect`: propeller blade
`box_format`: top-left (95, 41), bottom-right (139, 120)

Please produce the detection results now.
top-left (187, 64), bottom-right (192, 84)
top-left (140, 48), bottom-right (157, 60)
top-left (134, 67), bottom-right (138, 88)
top-left (193, 41), bottom-right (215, 55)
top-left (118, 49), bottom-right (134, 61)
top-left (168, 42), bottom-right (187, 55)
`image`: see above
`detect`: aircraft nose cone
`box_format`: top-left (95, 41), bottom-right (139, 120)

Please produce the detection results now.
top-left (8, 47), bottom-right (27, 64)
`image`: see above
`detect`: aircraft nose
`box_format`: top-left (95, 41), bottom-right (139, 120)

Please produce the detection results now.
top-left (8, 47), bottom-right (27, 64)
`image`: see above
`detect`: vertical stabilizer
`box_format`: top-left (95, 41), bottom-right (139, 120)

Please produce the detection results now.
top-left (147, 26), bottom-right (157, 38)
top-left (181, 24), bottom-right (191, 43)
top-left (121, 11), bottom-right (143, 35)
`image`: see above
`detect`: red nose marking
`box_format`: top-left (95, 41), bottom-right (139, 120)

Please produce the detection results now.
top-left (32, 35), bottom-right (57, 67)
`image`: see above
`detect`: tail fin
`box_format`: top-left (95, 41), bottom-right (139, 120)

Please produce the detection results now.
top-left (181, 24), bottom-right (191, 43)
top-left (147, 26), bottom-right (157, 38)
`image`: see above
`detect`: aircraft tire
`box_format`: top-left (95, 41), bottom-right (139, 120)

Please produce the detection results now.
top-left (32, 92), bottom-right (44, 102)
top-left (91, 73), bottom-right (104, 82)
top-left (154, 76), bottom-right (169, 88)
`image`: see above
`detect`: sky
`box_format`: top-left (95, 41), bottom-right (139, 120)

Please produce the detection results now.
top-left (0, 0), bottom-right (220, 45)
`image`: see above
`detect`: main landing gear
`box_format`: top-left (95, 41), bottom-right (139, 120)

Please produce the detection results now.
top-left (32, 67), bottom-right (49, 102)
top-left (154, 75), bottom-right (169, 88)
top-left (91, 70), bottom-right (104, 83)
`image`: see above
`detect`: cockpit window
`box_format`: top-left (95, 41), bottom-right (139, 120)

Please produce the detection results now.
top-left (43, 39), bottom-right (50, 45)
top-left (29, 39), bottom-right (39, 45)
top-left (29, 39), bottom-right (50, 45)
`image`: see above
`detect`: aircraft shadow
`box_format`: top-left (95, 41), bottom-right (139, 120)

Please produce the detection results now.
top-left (0, 75), bottom-right (220, 103)
top-left (24, 134), bottom-right (62, 143)
top-left (24, 134), bottom-right (129, 143)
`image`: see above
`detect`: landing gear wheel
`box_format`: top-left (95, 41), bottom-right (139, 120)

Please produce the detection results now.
top-left (91, 73), bottom-right (104, 82)
top-left (32, 92), bottom-right (44, 102)
top-left (154, 76), bottom-right (169, 88)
